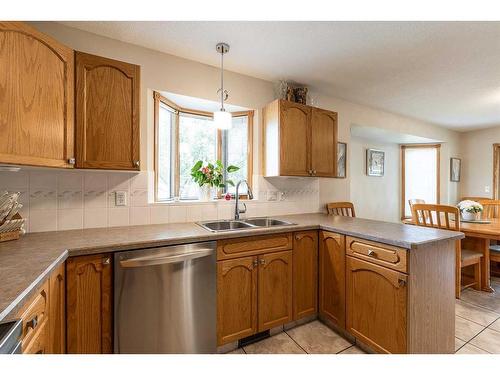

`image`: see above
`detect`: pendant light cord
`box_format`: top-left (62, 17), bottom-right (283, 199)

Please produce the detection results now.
top-left (220, 49), bottom-right (225, 112)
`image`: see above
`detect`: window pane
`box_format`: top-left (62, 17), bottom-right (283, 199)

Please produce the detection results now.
top-left (404, 147), bottom-right (438, 217)
top-left (179, 114), bottom-right (217, 199)
top-left (224, 116), bottom-right (248, 194)
top-left (157, 103), bottom-right (173, 200)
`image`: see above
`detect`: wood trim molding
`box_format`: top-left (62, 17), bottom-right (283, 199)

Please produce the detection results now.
top-left (493, 144), bottom-right (500, 200)
top-left (400, 144), bottom-right (441, 220)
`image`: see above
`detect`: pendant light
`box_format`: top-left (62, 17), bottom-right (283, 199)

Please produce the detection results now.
top-left (214, 42), bottom-right (232, 130)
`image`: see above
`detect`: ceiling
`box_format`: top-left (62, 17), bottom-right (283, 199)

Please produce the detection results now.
top-left (61, 21), bottom-right (500, 131)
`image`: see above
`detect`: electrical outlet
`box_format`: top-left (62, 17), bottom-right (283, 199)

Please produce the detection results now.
top-left (115, 191), bottom-right (127, 206)
top-left (267, 190), bottom-right (278, 201)
top-left (485, 186), bottom-right (491, 193)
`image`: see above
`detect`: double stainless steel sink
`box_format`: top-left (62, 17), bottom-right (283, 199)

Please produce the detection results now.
top-left (197, 217), bottom-right (296, 232)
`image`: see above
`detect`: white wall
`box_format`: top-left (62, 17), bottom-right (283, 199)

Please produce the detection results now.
top-left (349, 137), bottom-right (400, 222)
top-left (459, 125), bottom-right (500, 199)
top-left (1, 21), bottom-right (463, 232)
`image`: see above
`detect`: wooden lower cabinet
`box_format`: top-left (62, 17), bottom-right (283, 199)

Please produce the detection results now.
top-left (258, 250), bottom-right (293, 331)
top-left (319, 231), bottom-right (346, 328)
top-left (346, 256), bottom-right (407, 354)
top-left (66, 254), bottom-right (113, 354)
top-left (48, 262), bottom-right (66, 353)
top-left (217, 256), bottom-right (258, 346)
top-left (293, 231), bottom-right (318, 320)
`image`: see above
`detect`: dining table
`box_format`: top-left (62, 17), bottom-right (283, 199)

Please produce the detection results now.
top-left (403, 217), bottom-right (499, 292)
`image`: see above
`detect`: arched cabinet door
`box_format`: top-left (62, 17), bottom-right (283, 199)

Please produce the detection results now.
top-left (0, 22), bottom-right (74, 168)
top-left (75, 52), bottom-right (140, 170)
top-left (311, 108), bottom-right (337, 177)
top-left (279, 100), bottom-right (311, 176)
top-left (346, 256), bottom-right (408, 354)
top-left (217, 256), bottom-right (258, 345)
top-left (293, 231), bottom-right (318, 320)
top-left (258, 250), bottom-right (293, 331)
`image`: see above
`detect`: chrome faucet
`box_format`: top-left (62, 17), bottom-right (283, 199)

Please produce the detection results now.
top-left (234, 180), bottom-right (254, 220)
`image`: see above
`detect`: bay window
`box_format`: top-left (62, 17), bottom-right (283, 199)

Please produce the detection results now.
top-left (154, 92), bottom-right (253, 201)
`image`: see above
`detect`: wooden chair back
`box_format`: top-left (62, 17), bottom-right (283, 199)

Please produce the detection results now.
top-left (479, 200), bottom-right (500, 219)
top-left (411, 203), bottom-right (460, 231)
top-left (326, 202), bottom-right (356, 217)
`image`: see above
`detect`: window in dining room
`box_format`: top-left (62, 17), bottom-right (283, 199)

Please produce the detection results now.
top-left (401, 144), bottom-right (441, 219)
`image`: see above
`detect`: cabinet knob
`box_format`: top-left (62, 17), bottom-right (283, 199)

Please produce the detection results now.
top-left (68, 158), bottom-right (76, 165)
top-left (398, 278), bottom-right (407, 287)
top-left (313, 170), bottom-right (317, 175)
top-left (134, 160), bottom-right (140, 167)
top-left (253, 259), bottom-right (259, 268)
top-left (367, 249), bottom-right (376, 257)
top-left (103, 257), bottom-right (111, 265)
top-left (260, 259), bottom-right (266, 265)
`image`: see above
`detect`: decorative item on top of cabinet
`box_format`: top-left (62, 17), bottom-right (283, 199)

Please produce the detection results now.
top-left (0, 22), bottom-right (75, 168)
top-left (319, 231), bottom-right (346, 329)
top-left (66, 254), bottom-right (113, 354)
top-left (258, 250), bottom-right (293, 331)
top-left (75, 52), bottom-right (140, 170)
top-left (217, 256), bottom-right (258, 346)
top-left (262, 99), bottom-right (337, 177)
top-left (293, 231), bottom-right (318, 321)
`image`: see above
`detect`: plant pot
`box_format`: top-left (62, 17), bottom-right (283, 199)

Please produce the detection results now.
top-left (198, 185), bottom-right (213, 201)
top-left (461, 211), bottom-right (478, 221)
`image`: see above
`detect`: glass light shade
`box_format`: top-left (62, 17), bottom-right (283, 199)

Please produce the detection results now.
top-left (214, 110), bottom-right (232, 130)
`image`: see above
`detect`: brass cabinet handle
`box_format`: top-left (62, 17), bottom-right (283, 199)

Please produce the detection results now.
top-left (252, 259), bottom-right (259, 268)
top-left (134, 160), bottom-right (140, 167)
top-left (103, 257), bottom-right (111, 265)
top-left (398, 279), bottom-right (407, 287)
top-left (367, 249), bottom-right (376, 257)
top-left (67, 158), bottom-right (76, 165)
top-left (260, 259), bottom-right (266, 265)
top-left (26, 316), bottom-right (38, 330)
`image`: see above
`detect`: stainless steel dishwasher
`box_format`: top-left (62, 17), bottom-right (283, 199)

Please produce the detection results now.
top-left (114, 241), bottom-right (216, 354)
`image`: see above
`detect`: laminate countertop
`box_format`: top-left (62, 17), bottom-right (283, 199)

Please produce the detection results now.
top-left (0, 213), bottom-right (463, 322)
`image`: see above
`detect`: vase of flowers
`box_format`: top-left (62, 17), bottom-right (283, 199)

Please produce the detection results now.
top-left (458, 200), bottom-right (483, 221)
top-left (190, 160), bottom-right (239, 201)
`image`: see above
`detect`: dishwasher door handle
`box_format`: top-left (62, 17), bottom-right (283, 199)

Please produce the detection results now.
top-left (119, 248), bottom-right (214, 268)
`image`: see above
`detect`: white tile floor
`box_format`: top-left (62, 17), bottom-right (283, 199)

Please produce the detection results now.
top-left (229, 276), bottom-right (500, 354)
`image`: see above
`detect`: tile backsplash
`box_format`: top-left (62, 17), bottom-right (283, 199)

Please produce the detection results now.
top-left (0, 170), bottom-right (321, 233)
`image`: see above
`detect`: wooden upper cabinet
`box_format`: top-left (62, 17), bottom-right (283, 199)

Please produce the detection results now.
top-left (319, 231), bottom-right (346, 329)
top-left (293, 231), bottom-right (318, 321)
top-left (262, 99), bottom-right (337, 177)
top-left (311, 108), bottom-right (338, 177)
top-left (346, 256), bottom-right (407, 354)
top-left (66, 254), bottom-right (113, 354)
top-left (75, 52), bottom-right (140, 170)
top-left (217, 256), bottom-right (258, 346)
top-left (258, 250), bottom-right (293, 331)
top-left (0, 22), bottom-right (74, 168)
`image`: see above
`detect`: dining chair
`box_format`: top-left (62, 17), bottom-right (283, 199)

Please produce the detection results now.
top-left (408, 199), bottom-right (426, 221)
top-left (411, 203), bottom-right (483, 299)
top-left (478, 199), bottom-right (500, 219)
top-left (326, 202), bottom-right (356, 217)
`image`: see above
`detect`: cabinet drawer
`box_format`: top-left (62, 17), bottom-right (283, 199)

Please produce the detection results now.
top-left (18, 280), bottom-right (49, 351)
top-left (346, 236), bottom-right (407, 273)
top-left (217, 233), bottom-right (293, 260)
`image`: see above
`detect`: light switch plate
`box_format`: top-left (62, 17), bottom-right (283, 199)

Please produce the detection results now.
top-left (115, 191), bottom-right (127, 206)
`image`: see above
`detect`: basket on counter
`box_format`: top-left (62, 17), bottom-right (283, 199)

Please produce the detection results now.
top-left (0, 192), bottom-right (26, 242)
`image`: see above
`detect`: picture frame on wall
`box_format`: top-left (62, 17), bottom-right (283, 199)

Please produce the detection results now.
top-left (450, 157), bottom-right (461, 182)
top-left (366, 149), bottom-right (385, 177)
top-left (337, 142), bottom-right (347, 178)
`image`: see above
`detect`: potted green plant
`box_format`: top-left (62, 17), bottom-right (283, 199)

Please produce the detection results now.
top-left (190, 160), bottom-right (240, 201)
